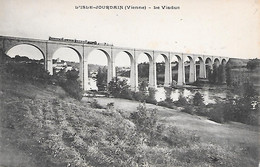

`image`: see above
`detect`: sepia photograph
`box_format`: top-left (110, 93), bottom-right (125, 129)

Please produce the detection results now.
top-left (0, 0), bottom-right (259, 166)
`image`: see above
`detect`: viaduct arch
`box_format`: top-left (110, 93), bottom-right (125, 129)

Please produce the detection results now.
top-left (0, 35), bottom-right (230, 91)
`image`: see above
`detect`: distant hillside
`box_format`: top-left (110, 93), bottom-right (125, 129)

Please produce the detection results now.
top-left (88, 64), bottom-right (106, 72)
top-left (0, 52), bottom-right (105, 73)
top-left (66, 61), bottom-right (80, 69)
top-left (227, 58), bottom-right (249, 67)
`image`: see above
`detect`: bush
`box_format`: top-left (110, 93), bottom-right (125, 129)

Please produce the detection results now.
top-left (222, 83), bottom-right (258, 125)
top-left (3, 61), bottom-right (51, 85)
top-left (106, 102), bottom-right (114, 110)
top-left (96, 67), bottom-right (107, 91)
top-left (207, 105), bottom-right (225, 123)
top-left (132, 91), bottom-right (147, 102)
top-left (108, 77), bottom-right (120, 97)
top-left (181, 105), bottom-right (195, 115)
top-left (130, 104), bottom-right (158, 146)
top-left (163, 126), bottom-right (200, 148)
top-left (158, 97), bottom-right (175, 109)
top-left (156, 88), bottom-right (175, 108)
top-left (108, 78), bottom-right (157, 104)
top-left (146, 88), bottom-right (157, 104)
top-left (194, 106), bottom-right (208, 116)
top-left (193, 92), bottom-right (204, 106)
top-left (90, 99), bottom-right (104, 109)
top-left (139, 80), bottom-right (148, 92)
top-left (120, 85), bottom-right (133, 100)
top-left (174, 94), bottom-right (189, 106)
top-left (60, 69), bottom-right (83, 101)
top-left (224, 98), bottom-right (259, 125)
top-left (246, 58), bottom-right (260, 71)
top-left (241, 82), bottom-right (258, 98)
top-left (108, 77), bottom-right (133, 99)
top-left (203, 95), bottom-right (259, 125)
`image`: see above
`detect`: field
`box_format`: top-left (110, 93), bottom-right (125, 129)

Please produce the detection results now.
top-left (0, 75), bottom-right (259, 166)
top-left (87, 97), bottom-right (259, 152)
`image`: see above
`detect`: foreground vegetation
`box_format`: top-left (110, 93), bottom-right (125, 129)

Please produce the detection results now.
top-left (1, 73), bottom-right (258, 166)
top-left (0, 52), bottom-right (259, 166)
top-left (103, 75), bottom-right (259, 126)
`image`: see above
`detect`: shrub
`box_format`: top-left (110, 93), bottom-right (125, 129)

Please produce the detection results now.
top-left (3, 61), bottom-right (51, 85)
top-left (106, 102), bottom-right (114, 110)
top-left (146, 88), bottom-right (157, 104)
top-left (181, 105), bottom-right (195, 115)
top-left (130, 104), bottom-right (158, 146)
top-left (53, 69), bottom-right (83, 100)
top-left (108, 77), bottom-right (133, 99)
top-left (193, 92), bottom-right (204, 106)
top-left (60, 70), bottom-right (83, 100)
top-left (139, 80), bottom-right (148, 92)
top-left (162, 125), bottom-right (200, 147)
top-left (241, 82), bottom-right (258, 98)
top-left (61, 79), bottom-right (83, 100)
top-left (108, 77), bottom-right (121, 97)
top-left (120, 85), bottom-right (133, 100)
top-left (207, 105), bottom-right (225, 123)
top-left (174, 94), bottom-right (189, 106)
top-left (246, 58), bottom-right (260, 71)
top-left (223, 98), bottom-right (259, 125)
top-left (132, 91), bottom-right (147, 102)
top-left (197, 83), bottom-right (260, 125)
top-left (96, 67), bottom-right (107, 91)
top-left (194, 106), bottom-right (208, 116)
top-left (108, 78), bottom-right (157, 104)
top-left (158, 97), bottom-right (175, 109)
top-left (90, 99), bottom-right (103, 109)
top-left (157, 88), bottom-right (175, 108)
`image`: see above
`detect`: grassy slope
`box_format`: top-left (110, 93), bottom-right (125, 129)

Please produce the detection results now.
top-left (0, 76), bottom-right (259, 166)
top-left (92, 97), bottom-right (259, 146)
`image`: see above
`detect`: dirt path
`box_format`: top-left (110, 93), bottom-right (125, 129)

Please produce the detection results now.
top-left (84, 97), bottom-right (260, 147)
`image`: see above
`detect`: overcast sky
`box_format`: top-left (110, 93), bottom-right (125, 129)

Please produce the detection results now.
top-left (0, 0), bottom-right (259, 66)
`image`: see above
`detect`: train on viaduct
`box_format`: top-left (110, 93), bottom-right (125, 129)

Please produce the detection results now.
top-left (0, 35), bottom-right (229, 91)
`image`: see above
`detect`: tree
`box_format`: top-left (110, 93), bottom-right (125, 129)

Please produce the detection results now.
top-left (226, 64), bottom-right (232, 86)
top-left (146, 88), bottom-right (157, 104)
top-left (14, 55), bottom-right (30, 62)
top-left (156, 62), bottom-right (165, 84)
top-left (208, 68), bottom-right (214, 84)
top-left (96, 67), bottom-right (107, 91)
top-left (108, 77), bottom-right (132, 99)
top-left (108, 77), bottom-right (121, 97)
top-left (212, 64), bottom-right (218, 83)
top-left (193, 92), bottom-right (204, 106)
top-left (66, 69), bottom-right (79, 81)
top-left (139, 80), bottom-right (148, 92)
top-left (175, 93), bottom-right (189, 106)
top-left (130, 104), bottom-right (158, 145)
top-left (119, 79), bottom-right (133, 100)
top-left (209, 64), bottom-right (224, 84)
top-left (217, 65), bottom-right (225, 84)
top-left (165, 87), bottom-right (172, 99)
top-left (242, 82), bottom-right (258, 98)
top-left (53, 68), bottom-right (67, 85)
top-left (62, 69), bottom-right (83, 100)
top-left (138, 62), bottom-right (149, 78)
top-left (246, 58), bottom-right (260, 71)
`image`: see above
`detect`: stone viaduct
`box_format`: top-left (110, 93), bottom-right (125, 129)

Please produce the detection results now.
top-left (0, 35), bottom-right (229, 91)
